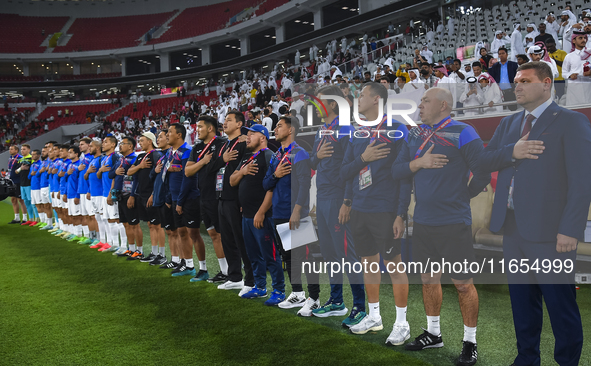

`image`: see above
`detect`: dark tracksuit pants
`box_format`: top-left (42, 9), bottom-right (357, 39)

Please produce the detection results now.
top-left (218, 199), bottom-right (254, 287)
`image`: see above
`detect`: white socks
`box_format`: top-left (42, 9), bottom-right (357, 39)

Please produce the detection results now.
top-left (185, 258), bottom-right (194, 268)
top-left (14, 213), bottom-right (19, 220)
top-left (368, 302), bottom-right (381, 320)
top-left (427, 315), bottom-right (441, 336)
top-left (218, 257), bottom-right (228, 275)
top-left (172, 256), bottom-right (180, 263)
top-left (152, 246), bottom-right (158, 255)
top-left (395, 306), bottom-right (407, 325)
top-left (23, 214), bottom-right (28, 221)
top-left (159, 247), bottom-right (166, 256)
top-left (129, 244), bottom-right (137, 252)
top-left (199, 260), bottom-right (207, 271)
top-left (464, 325), bottom-right (477, 344)
top-left (109, 223), bottom-right (120, 247)
top-left (95, 214), bottom-right (106, 242)
top-left (82, 225), bottom-right (89, 238)
top-left (118, 223), bottom-right (128, 249)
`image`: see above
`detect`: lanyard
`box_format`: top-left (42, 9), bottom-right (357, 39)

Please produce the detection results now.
top-left (369, 115), bottom-right (389, 143)
top-left (139, 150), bottom-right (155, 164)
top-left (102, 152), bottom-right (115, 167)
top-left (218, 138), bottom-right (240, 158)
top-left (275, 144), bottom-right (294, 172)
top-left (197, 137), bottom-right (216, 161)
top-left (119, 154), bottom-right (135, 169)
top-left (8, 155), bottom-right (18, 170)
top-left (413, 117), bottom-right (452, 160)
top-left (240, 148), bottom-right (268, 170)
top-left (157, 149), bottom-right (169, 166)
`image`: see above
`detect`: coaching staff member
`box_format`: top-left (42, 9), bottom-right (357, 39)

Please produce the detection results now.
top-left (480, 61), bottom-right (591, 366)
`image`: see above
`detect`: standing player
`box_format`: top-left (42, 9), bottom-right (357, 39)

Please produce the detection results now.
top-left (207, 111), bottom-right (254, 293)
top-left (127, 132), bottom-right (165, 263)
top-left (230, 124), bottom-right (286, 305)
top-left (7, 145), bottom-right (27, 224)
top-left (263, 116), bottom-right (320, 316)
top-left (185, 115), bottom-right (229, 282)
top-left (28, 149), bottom-right (43, 227)
top-left (76, 138), bottom-right (97, 245)
top-left (165, 123), bottom-right (200, 277)
top-left (65, 146), bottom-right (83, 241)
top-left (86, 140), bottom-right (108, 248)
top-left (340, 83), bottom-right (411, 341)
top-left (39, 141), bottom-right (57, 230)
top-left (18, 144), bottom-right (38, 226)
top-left (96, 137), bottom-right (121, 252)
top-left (309, 85), bottom-right (367, 327)
top-left (112, 136), bottom-right (140, 257)
top-left (48, 144), bottom-right (64, 235)
top-left (56, 145), bottom-right (72, 237)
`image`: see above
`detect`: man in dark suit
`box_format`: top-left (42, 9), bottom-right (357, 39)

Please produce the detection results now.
top-left (487, 47), bottom-right (519, 111)
top-left (480, 61), bottom-right (591, 366)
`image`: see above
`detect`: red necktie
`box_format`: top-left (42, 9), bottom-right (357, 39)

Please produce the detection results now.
top-left (521, 114), bottom-right (535, 137)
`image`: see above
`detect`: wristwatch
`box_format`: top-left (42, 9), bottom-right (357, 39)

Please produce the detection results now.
top-left (272, 172), bottom-right (278, 179)
top-left (397, 213), bottom-right (408, 221)
top-left (343, 199), bottom-right (352, 207)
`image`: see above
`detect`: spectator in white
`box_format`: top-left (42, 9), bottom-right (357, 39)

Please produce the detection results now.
top-left (148, 110), bottom-right (153, 118)
top-left (341, 36), bottom-right (347, 52)
top-left (420, 45), bottom-right (434, 64)
top-left (44, 122), bottom-right (49, 132)
top-left (511, 24), bottom-right (526, 62)
top-left (57, 109), bottom-right (62, 118)
top-left (184, 121), bottom-right (194, 145)
top-left (295, 49), bottom-right (300, 65)
top-left (138, 94), bottom-right (145, 103)
top-left (261, 108), bottom-right (273, 131)
top-left (463, 63), bottom-right (474, 78)
top-left (309, 44), bottom-right (318, 61)
top-left (331, 38), bottom-right (337, 55)
top-left (127, 119), bottom-right (135, 130)
top-left (216, 84), bottom-right (222, 96)
top-left (270, 96), bottom-right (288, 115)
top-left (447, 16), bottom-right (455, 35)
top-left (562, 30), bottom-right (591, 106)
top-left (204, 87), bottom-right (209, 97)
top-left (436, 20), bottom-right (444, 34)
top-left (544, 13), bottom-right (560, 42)
top-left (290, 92), bottom-right (304, 114)
top-left (477, 73), bottom-right (503, 113)
top-left (361, 42), bottom-right (368, 64)
top-left (528, 43), bottom-right (559, 79)
top-left (459, 76), bottom-right (483, 117)
top-left (559, 10), bottom-right (577, 51)
top-left (448, 59), bottom-right (466, 107)
top-left (330, 65), bottom-right (343, 81)
top-left (432, 65), bottom-right (456, 108)
top-left (114, 121), bottom-right (121, 131)
top-left (281, 76), bottom-right (293, 97)
top-left (426, 28), bottom-right (435, 45)
top-left (401, 69), bottom-right (422, 92)
top-left (524, 24), bottom-right (539, 48)
top-left (491, 31), bottom-right (511, 58)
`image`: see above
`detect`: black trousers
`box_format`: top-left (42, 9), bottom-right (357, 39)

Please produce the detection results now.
top-left (502, 88), bottom-right (517, 111)
top-left (274, 218), bottom-right (320, 300)
top-left (218, 199), bottom-right (254, 286)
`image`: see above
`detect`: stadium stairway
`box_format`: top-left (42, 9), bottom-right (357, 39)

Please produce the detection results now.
top-left (140, 9), bottom-right (184, 45)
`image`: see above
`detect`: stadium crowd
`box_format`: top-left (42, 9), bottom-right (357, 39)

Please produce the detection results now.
top-left (4, 4), bottom-right (591, 366)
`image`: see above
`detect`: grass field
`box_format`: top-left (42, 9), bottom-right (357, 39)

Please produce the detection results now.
top-left (0, 199), bottom-right (589, 366)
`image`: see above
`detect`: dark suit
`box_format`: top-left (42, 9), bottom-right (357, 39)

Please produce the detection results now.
top-left (480, 101), bottom-right (591, 366)
top-left (488, 60), bottom-right (519, 84)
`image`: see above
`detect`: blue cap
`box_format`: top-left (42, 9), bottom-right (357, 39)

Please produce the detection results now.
top-left (241, 124), bottom-right (269, 139)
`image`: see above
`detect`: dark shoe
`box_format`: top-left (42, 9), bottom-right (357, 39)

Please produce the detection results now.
top-left (457, 341), bottom-right (477, 366)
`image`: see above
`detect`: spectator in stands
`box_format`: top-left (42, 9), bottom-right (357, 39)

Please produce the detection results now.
top-left (488, 47), bottom-right (518, 110)
top-left (491, 31), bottom-right (511, 58)
top-left (479, 48), bottom-right (493, 72)
top-left (546, 39), bottom-right (567, 98)
top-left (511, 24), bottom-right (525, 63)
top-left (57, 109), bottom-right (62, 118)
top-left (535, 23), bottom-right (554, 45)
top-left (529, 43), bottom-right (559, 79)
top-left (478, 73), bottom-right (503, 113)
top-left (459, 76), bottom-right (482, 116)
top-left (562, 30), bottom-right (591, 106)
top-left (559, 10), bottom-right (577, 51)
top-left (419, 63), bottom-right (436, 88)
top-left (516, 54), bottom-right (530, 65)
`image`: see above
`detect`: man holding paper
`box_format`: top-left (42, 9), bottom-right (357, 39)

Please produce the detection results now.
top-left (263, 116), bottom-right (320, 316)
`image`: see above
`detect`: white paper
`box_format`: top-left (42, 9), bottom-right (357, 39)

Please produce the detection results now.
top-left (276, 216), bottom-right (318, 251)
top-left (585, 221), bottom-right (591, 243)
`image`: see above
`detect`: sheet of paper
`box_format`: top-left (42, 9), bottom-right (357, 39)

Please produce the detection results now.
top-left (276, 216), bottom-right (317, 251)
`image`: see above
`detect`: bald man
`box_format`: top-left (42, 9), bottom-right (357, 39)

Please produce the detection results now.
top-left (392, 88), bottom-right (490, 366)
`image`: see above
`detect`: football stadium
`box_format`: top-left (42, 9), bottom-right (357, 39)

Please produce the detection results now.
top-left (1, 0), bottom-right (591, 365)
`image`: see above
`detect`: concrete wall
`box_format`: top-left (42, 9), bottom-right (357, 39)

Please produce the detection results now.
top-left (0, 123), bottom-right (101, 172)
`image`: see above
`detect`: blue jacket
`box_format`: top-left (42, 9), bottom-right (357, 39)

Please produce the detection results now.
top-left (263, 141), bottom-right (311, 220)
top-left (51, 159), bottom-right (63, 193)
top-left (77, 153), bottom-right (92, 195)
top-left (29, 160), bottom-right (42, 190)
top-left (480, 102), bottom-right (591, 241)
top-left (40, 158), bottom-right (50, 189)
top-left (59, 159), bottom-right (71, 195)
top-left (8, 154), bottom-right (21, 184)
top-left (109, 152), bottom-right (137, 192)
top-left (166, 142), bottom-right (198, 206)
top-left (309, 117), bottom-right (354, 201)
top-left (488, 60), bottom-right (518, 84)
top-left (392, 118), bottom-right (490, 226)
top-left (151, 148), bottom-right (171, 207)
top-left (101, 153), bottom-right (120, 197)
top-left (340, 119), bottom-right (410, 214)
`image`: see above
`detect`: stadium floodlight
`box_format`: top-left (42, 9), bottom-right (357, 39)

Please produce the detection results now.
top-left (342, 6), bottom-right (348, 9)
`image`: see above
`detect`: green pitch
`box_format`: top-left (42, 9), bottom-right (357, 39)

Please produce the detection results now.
top-left (0, 200), bottom-right (589, 365)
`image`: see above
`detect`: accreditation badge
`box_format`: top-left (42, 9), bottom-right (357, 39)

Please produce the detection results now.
top-left (359, 165), bottom-right (372, 190)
